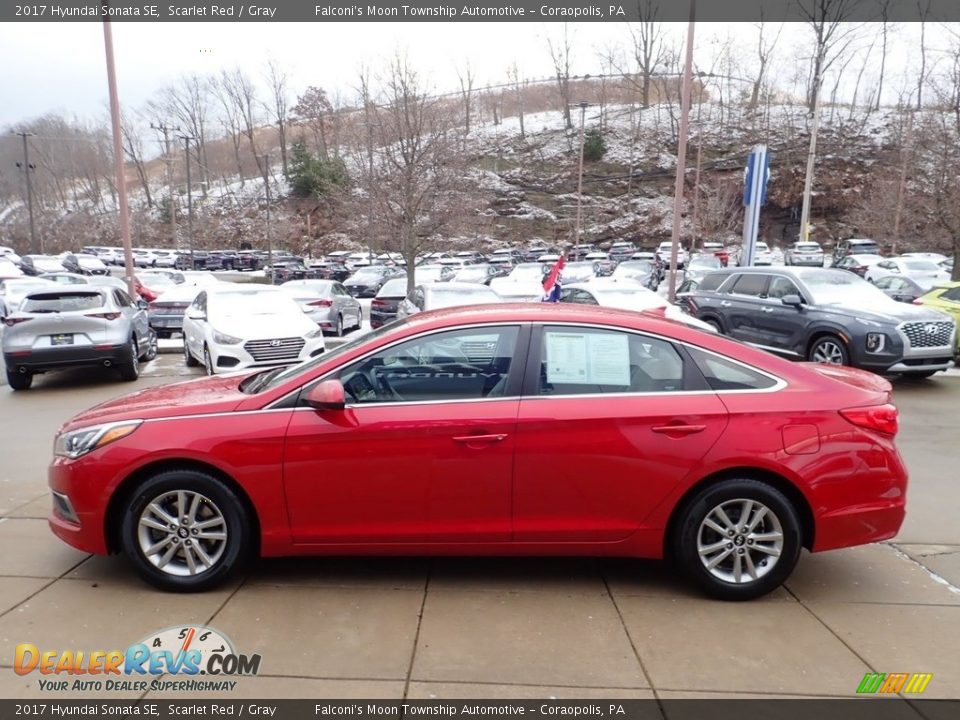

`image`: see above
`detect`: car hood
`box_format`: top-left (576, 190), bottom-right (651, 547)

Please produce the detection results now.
top-left (60, 373), bottom-right (249, 430)
top-left (820, 301), bottom-right (952, 325)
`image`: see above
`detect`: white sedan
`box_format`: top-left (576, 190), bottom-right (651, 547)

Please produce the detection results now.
top-left (865, 257), bottom-right (950, 289)
top-left (559, 279), bottom-right (717, 333)
top-left (182, 285), bottom-right (326, 375)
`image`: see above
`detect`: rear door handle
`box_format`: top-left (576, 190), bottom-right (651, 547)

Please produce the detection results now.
top-left (652, 424), bottom-right (707, 436)
top-left (453, 434), bottom-right (508, 444)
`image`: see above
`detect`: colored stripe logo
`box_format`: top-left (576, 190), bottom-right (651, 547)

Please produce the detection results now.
top-left (856, 672), bottom-right (932, 694)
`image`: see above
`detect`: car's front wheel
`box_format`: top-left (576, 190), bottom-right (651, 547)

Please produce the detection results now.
top-left (120, 470), bottom-right (252, 592)
top-left (808, 335), bottom-right (849, 365)
top-left (203, 345), bottom-right (215, 375)
top-left (183, 340), bottom-right (199, 367)
top-left (673, 479), bottom-right (802, 600)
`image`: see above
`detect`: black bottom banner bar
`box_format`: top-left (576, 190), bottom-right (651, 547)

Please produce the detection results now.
top-left (1, 700), bottom-right (958, 720)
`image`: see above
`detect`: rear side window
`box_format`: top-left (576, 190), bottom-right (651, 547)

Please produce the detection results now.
top-left (697, 273), bottom-right (726, 292)
top-left (687, 347), bottom-right (779, 391)
top-left (941, 287), bottom-right (960, 302)
top-left (728, 274), bottom-right (769, 297)
top-left (21, 292), bottom-right (104, 313)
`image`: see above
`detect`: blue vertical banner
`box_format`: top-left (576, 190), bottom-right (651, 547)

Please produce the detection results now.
top-left (741, 145), bottom-right (770, 267)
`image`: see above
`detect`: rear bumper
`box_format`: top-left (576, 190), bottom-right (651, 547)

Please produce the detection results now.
top-left (4, 344), bottom-right (128, 373)
top-left (370, 310), bottom-right (397, 328)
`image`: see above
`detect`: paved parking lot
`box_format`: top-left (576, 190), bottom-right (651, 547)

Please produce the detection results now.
top-left (0, 350), bottom-right (958, 701)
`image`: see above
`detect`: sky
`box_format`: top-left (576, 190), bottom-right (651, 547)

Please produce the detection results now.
top-left (0, 20), bottom-right (950, 129)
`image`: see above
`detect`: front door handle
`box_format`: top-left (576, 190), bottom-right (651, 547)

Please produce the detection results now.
top-left (761, 306), bottom-right (774, 313)
top-left (453, 433), bottom-right (508, 445)
top-left (720, 300), bottom-right (732, 307)
top-left (652, 424), bottom-right (707, 437)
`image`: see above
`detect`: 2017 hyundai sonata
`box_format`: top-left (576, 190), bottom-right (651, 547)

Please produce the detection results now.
top-left (48, 303), bottom-right (907, 599)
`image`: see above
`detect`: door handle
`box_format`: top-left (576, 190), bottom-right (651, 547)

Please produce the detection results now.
top-left (761, 306), bottom-right (774, 313)
top-left (652, 424), bottom-right (707, 436)
top-left (453, 433), bottom-right (508, 444)
top-left (720, 300), bottom-right (732, 307)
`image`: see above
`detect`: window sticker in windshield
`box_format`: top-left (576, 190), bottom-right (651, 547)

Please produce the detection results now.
top-left (545, 332), bottom-right (630, 386)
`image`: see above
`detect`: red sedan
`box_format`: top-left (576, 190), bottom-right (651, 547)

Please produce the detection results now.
top-left (48, 304), bottom-right (907, 599)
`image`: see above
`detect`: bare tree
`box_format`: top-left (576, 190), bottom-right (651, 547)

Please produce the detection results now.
top-left (627, 1), bottom-right (665, 109)
top-left (219, 67), bottom-right (265, 181)
top-left (507, 61), bottom-right (526, 140)
top-left (748, 19), bottom-right (783, 112)
top-left (265, 60), bottom-right (290, 174)
top-left (212, 75), bottom-right (245, 185)
top-left (456, 61), bottom-right (475, 135)
top-left (874, 0), bottom-right (896, 110)
top-left (120, 110), bottom-right (153, 208)
top-left (353, 54), bottom-right (475, 292)
top-left (546, 23), bottom-right (574, 129)
top-left (797, 0), bottom-right (863, 114)
top-left (916, 0), bottom-right (932, 109)
top-left (153, 74), bottom-right (213, 198)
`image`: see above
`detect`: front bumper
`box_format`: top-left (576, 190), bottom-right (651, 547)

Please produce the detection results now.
top-left (4, 344), bottom-right (129, 374)
top-left (48, 457), bottom-right (110, 555)
top-left (209, 337), bottom-right (325, 373)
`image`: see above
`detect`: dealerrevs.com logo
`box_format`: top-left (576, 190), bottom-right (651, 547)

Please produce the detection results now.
top-left (13, 625), bottom-right (261, 693)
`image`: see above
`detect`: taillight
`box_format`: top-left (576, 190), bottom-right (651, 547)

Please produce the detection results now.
top-left (87, 312), bottom-right (121, 321)
top-left (2, 317), bottom-right (32, 327)
top-left (308, 299), bottom-right (333, 307)
top-left (911, 299), bottom-right (923, 305)
top-left (371, 299), bottom-right (388, 308)
top-left (840, 404), bottom-right (899, 436)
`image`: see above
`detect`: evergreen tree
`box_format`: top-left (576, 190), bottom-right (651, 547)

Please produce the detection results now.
top-left (583, 129), bottom-right (606, 162)
top-left (287, 139), bottom-right (349, 198)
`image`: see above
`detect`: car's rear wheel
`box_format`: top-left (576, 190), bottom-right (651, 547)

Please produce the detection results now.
top-left (118, 338), bottom-right (140, 381)
top-left (333, 314), bottom-right (344, 337)
top-left (120, 470), bottom-right (252, 592)
top-left (702, 317), bottom-right (723, 333)
top-left (6, 370), bottom-right (33, 391)
top-left (808, 336), bottom-right (849, 365)
top-left (183, 340), bottom-right (199, 367)
top-left (142, 330), bottom-right (159, 362)
top-left (674, 479), bottom-right (802, 600)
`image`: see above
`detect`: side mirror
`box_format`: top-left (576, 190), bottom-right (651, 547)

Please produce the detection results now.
top-left (136, 299), bottom-right (148, 310)
top-left (305, 379), bottom-right (346, 411)
top-left (781, 294), bottom-right (804, 308)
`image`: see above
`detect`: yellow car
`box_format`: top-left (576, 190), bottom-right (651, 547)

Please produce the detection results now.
top-left (915, 281), bottom-right (960, 364)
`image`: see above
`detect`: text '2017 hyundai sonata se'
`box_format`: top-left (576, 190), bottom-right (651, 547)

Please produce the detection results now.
top-left (48, 303), bottom-right (907, 600)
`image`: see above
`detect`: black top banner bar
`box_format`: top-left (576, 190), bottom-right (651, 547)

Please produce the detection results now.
top-left (4, 0), bottom-right (960, 23)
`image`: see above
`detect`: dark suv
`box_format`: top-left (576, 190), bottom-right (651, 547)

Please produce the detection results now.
top-left (680, 267), bottom-right (956, 377)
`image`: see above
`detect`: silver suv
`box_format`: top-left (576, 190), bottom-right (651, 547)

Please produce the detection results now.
top-left (2, 287), bottom-right (157, 390)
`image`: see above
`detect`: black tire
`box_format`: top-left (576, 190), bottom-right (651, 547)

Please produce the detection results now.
top-left (120, 469), bottom-right (253, 592)
top-left (203, 345), bottom-right (214, 376)
top-left (702, 317), bottom-right (724, 334)
top-left (141, 330), bottom-right (159, 362)
top-left (183, 340), bottom-right (199, 367)
top-left (333, 314), bottom-right (344, 337)
top-left (118, 338), bottom-right (140, 381)
top-left (6, 370), bottom-right (33, 391)
top-left (808, 335), bottom-right (849, 365)
top-left (903, 371), bottom-right (937, 380)
top-left (673, 478), bottom-right (802, 601)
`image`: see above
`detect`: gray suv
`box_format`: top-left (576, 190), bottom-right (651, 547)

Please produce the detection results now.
top-left (680, 267), bottom-right (956, 377)
top-left (2, 287), bottom-right (157, 390)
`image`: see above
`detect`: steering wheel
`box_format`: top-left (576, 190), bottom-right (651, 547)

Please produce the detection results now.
top-left (372, 368), bottom-right (404, 402)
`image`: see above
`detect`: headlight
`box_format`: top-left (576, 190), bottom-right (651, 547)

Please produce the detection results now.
top-left (306, 327), bottom-right (325, 339)
top-left (54, 420), bottom-right (143, 459)
top-left (212, 330), bottom-right (242, 345)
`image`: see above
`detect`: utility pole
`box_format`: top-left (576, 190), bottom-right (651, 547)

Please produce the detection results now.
top-left (574, 101), bottom-right (589, 245)
top-left (257, 153), bottom-right (274, 275)
top-left (667, 2), bottom-right (696, 303)
top-left (12, 131), bottom-right (39, 254)
top-left (179, 134), bottom-right (196, 268)
top-left (891, 110), bottom-right (914, 256)
top-left (101, 9), bottom-right (136, 299)
top-left (799, 53), bottom-right (825, 245)
top-left (150, 121), bottom-right (179, 248)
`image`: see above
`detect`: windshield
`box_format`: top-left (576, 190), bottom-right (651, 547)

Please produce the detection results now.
top-left (901, 260), bottom-right (941, 272)
top-left (688, 256), bottom-right (721, 269)
top-left (594, 288), bottom-right (667, 310)
top-left (352, 267), bottom-right (386, 278)
top-left (212, 291), bottom-right (299, 317)
top-left (795, 244), bottom-right (821, 252)
top-left (378, 278), bottom-right (408, 296)
top-left (22, 292), bottom-right (104, 313)
top-left (415, 267), bottom-right (446, 282)
top-left (803, 271), bottom-right (898, 305)
top-left (510, 264), bottom-right (544, 281)
top-left (428, 286), bottom-right (499, 308)
top-left (454, 267), bottom-right (490, 282)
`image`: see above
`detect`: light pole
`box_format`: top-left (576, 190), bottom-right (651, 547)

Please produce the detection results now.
top-left (256, 154), bottom-right (274, 274)
top-left (11, 131), bottom-right (38, 254)
top-left (179, 135), bottom-right (196, 268)
top-left (574, 101), bottom-right (589, 246)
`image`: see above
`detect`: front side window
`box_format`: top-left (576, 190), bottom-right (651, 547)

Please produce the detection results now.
top-left (335, 326), bottom-right (520, 404)
top-left (539, 327), bottom-right (685, 395)
top-left (767, 277), bottom-right (801, 300)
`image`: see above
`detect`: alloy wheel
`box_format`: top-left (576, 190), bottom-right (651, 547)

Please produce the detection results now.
top-left (696, 498), bottom-right (784, 585)
top-left (811, 340), bottom-right (845, 364)
top-left (136, 490), bottom-right (228, 577)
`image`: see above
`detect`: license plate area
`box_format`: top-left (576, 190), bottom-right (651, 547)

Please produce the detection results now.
top-left (51, 334), bottom-right (74, 346)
